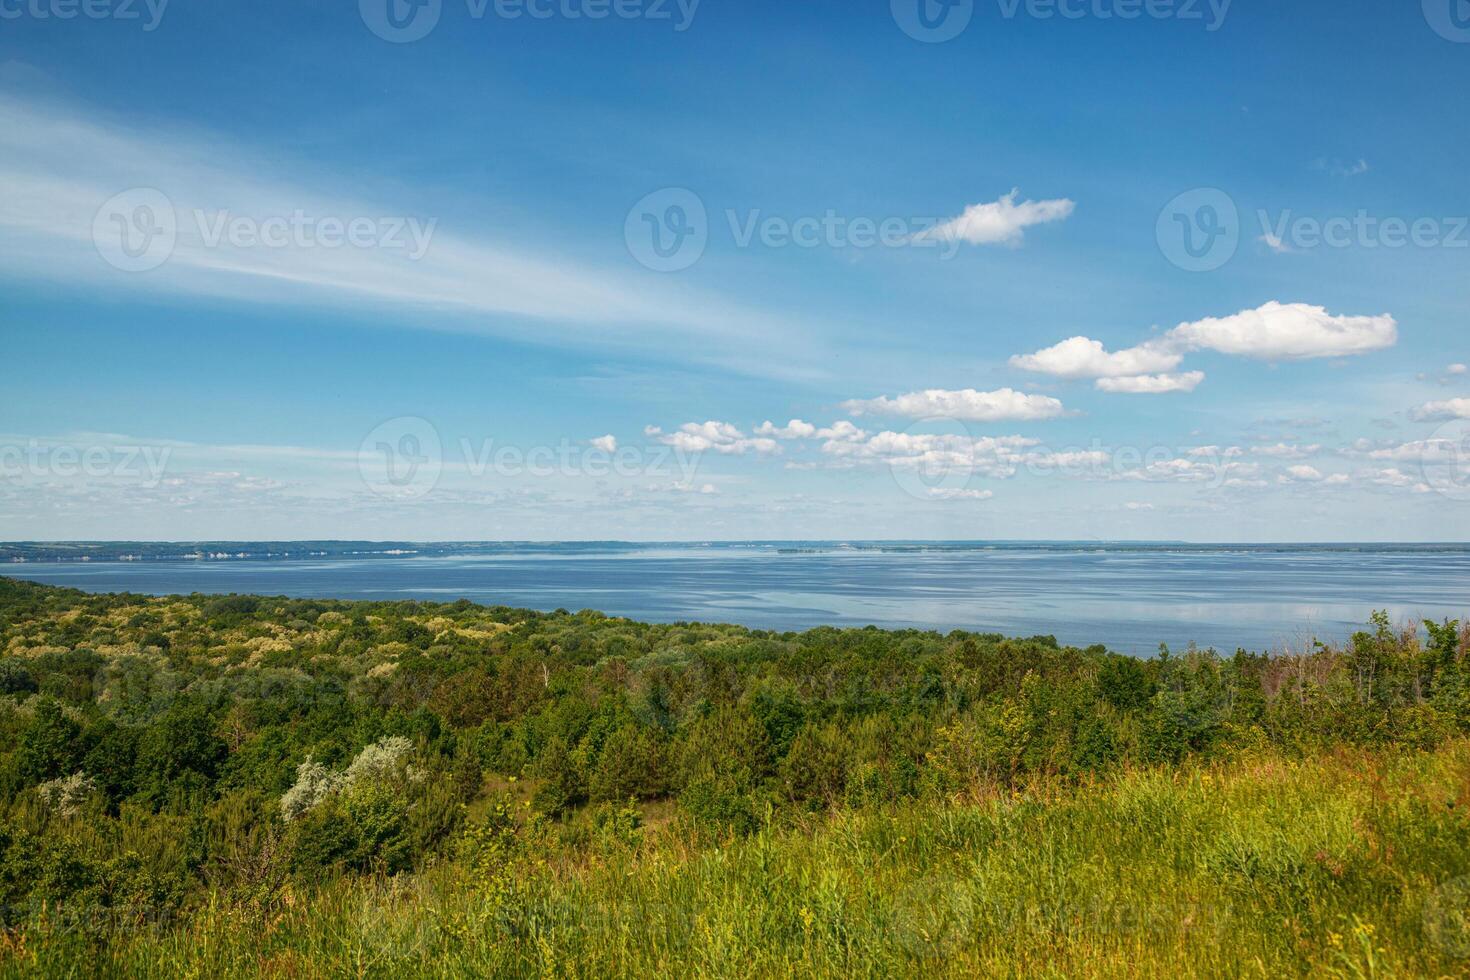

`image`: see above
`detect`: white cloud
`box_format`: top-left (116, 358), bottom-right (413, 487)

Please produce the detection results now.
top-left (841, 388), bottom-right (1065, 422)
top-left (818, 431), bottom-right (1039, 479)
top-left (1449, 363), bottom-right (1468, 376)
top-left (1251, 443), bottom-right (1322, 459)
top-left (1277, 464), bottom-right (1347, 485)
top-left (589, 434), bottom-right (617, 453)
top-left (923, 189), bottom-right (1074, 247)
top-left (1411, 398), bottom-right (1470, 421)
top-left (1357, 438), bottom-right (1459, 463)
top-left (1118, 457), bottom-right (1262, 484)
top-left (1124, 501), bottom-right (1155, 511)
top-left (1167, 302), bottom-right (1396, 361)
top-left (1095, 371), bottom-right (1204, 394)
top-left (1367, 468), bottom-right (1432, 492)
top-left (815, 421), bottom-right (867, 442)
top-left (1009, 336), bottom-right (1182, 379)
top-left (1012, 302), bottom-right (1395, 397)
top-left (1186, 445), bottom-right (1245, 459)
top-left (1259, 232), bottom-right (1294, 254)
top-left (654, 421), bottom-right (779, 456)
top-left (928, 488), bottom-right (994, 501)
top-left (755, 419), bottom-right (817, 440)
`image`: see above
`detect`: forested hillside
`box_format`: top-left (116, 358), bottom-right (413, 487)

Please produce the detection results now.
top-left (1, 576), bottom-right (1468, 977)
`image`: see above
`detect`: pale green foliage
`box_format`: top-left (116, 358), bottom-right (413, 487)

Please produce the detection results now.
top-left (279, 760), bottom-right (343, 822)
top-left (279, 736), bottom-right (416, 821)
top-left (34, 771), bottom-right (96, 818)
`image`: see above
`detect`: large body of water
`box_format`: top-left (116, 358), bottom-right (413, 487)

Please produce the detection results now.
top-left (5, 542), bottom-right (1469, 654)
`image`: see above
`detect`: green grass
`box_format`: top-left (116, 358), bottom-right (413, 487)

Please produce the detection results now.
top-left (11, 740), bottom-right (1470, 979)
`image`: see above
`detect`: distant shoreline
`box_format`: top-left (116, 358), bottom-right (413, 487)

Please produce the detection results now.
top-left (6, 539), bottom-right (1470, 564)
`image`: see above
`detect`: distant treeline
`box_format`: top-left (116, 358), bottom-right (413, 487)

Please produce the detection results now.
top-left (7, 539), bottom-right (1470, 563)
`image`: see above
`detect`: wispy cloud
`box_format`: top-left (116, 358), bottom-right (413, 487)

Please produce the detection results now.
top-left (0, 93), bottom-right (825, 380)
top-left (921, 189), bottom-right (1074, 247)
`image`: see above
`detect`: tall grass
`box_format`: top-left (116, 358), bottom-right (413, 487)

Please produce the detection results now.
top-left (10, 740), bottom-right (1470, 978)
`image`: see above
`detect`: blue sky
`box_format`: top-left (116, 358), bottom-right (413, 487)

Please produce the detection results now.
top-left (2, 0), bottom-right (1469, 541)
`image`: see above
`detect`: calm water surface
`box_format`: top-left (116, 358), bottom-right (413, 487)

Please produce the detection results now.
top-left (7, 544), bottom-right (1469, 654)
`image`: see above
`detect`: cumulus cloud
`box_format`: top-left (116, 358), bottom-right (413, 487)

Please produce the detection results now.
top-left (922, 189), bottom-right (1075, 247)
top-left (1011, 302), bottom-right (1396, 396)
top-left (1367, 468), bottom-right (1431, 492)
top-left (653, 421), bottom-right (779, 456)
top-left (1411, 398), bottom-right (1470, 421)
top-left (1251, 443), bottom-right (1322, 459)
top-left (589, 434), bottom-right (617, 453)
top-left (1277, 465), bottom-right (1349, 485)
top-left (755, 419), bottom-right (817, 440)
top-left (1009, 337), bottom-right (1182, 380)
top-left (1354, 438), bottom-right (1460, 463)
top-left (928, 488), bottom-right (994, 501)
top-left (1095, 371), bottom-right (1204, 394)
top-left (1449, 364), bottom-right (1468, 376)
top-left (817, 430), bottom-right (1040, 480)
top-left (815, 421), bottom-right (867, 442)
top-left (841, 388), bottom-right (1065, 422)
top-left (1167, 302), bottom-right (1396, 360)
